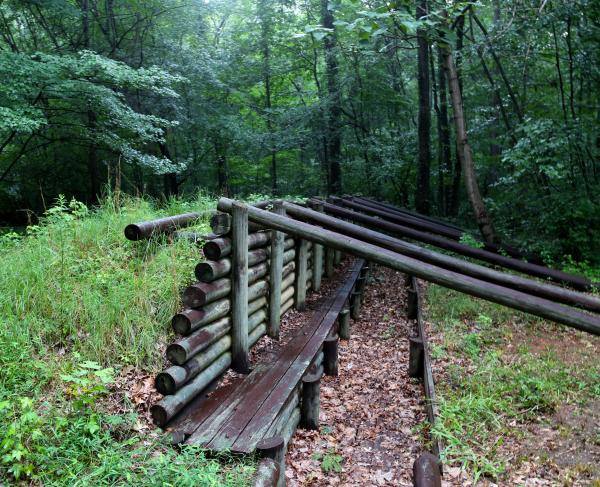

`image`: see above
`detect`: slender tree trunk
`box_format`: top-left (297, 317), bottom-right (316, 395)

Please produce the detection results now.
top-left (437, 42), bottom-right (452, 216)
top-left (321, 0), bottom-right (342, 195)
top-left (441, 42), bottom-right (497, 244)
top-left (415, 0), bottom-right (431, 215)
top-left (449, 14), bottom-right (464, 216)
top-left (82, 0), bottom-right (100, 202)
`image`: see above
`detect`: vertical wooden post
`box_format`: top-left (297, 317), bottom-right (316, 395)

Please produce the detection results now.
top-left (334, 249), bottom-right (342, 265)
top-left (323, 335), bottom-right (339, 376)
top-left (231, 202), bottom-right (249, 374)
top-left (350, 290), bottom-right (362, 320)
top-left (300, 373), bottom-right (321, 430)
top-left (268, 201), bottom-right (285, 339)
top-left (338, 308), bottom-right (351, 339)
top-left (325, 247), bottom-right (335, 277)
top-left (256, 435), bottom-right (286, 487)
top-left (413, 453), bottom-right (442, 487)
top-left (313, 203), bottom-right (325, 291)
top-left (295, 239), bottom-right (308, 310)
top-left (407, 287), bottom-right (418, 320)
top-left (408, 337), bottom-right (424, 378)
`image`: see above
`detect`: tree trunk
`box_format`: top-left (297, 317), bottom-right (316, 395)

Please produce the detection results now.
top-left (448, 13), bottom-right (464, 216)
top-left (437, 43), bottom-right (451, 216)
top-left (415, 0), bottom-right (431, 215)
top-left (441, 42), bottom-right (497, 244)
top-left (214, 139), bottom-right (229, 196)
top-left (321, 0), bottom-right (342, 195)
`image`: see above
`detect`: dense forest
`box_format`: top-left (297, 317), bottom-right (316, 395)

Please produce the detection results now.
top-left (1, 0), bottom-right (599, 264)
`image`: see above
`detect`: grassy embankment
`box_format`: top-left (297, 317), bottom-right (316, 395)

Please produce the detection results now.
top-left (0, 194), bottom-right (255, 485)
top-left (423, 280), bottom-right (600, 484)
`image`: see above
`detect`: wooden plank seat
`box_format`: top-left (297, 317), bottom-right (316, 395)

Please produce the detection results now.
top-left (168, 258), bottom-right (365, 455)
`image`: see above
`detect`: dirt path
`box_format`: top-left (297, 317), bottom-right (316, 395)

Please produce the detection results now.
top-left (286, 266), bottom-right (427, 486)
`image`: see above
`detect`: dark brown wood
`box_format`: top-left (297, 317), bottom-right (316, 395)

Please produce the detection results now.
top-left (408, 337), bottom-right (424, 379)
top-left (203, 232), bottom-right (271, 260)
top-left (350, 291), bottom-right (361, 320)
top-left (231, 202), bottom-right (250, 374)
top-left (287, 201), bottom-right (600, 312)
top-left (124, 211), bottom-right (213, 240)
top-left (407, 288), bottom-right (418, 319)
top-left (338, 308), bottom-right (351, 340)
top-left (300, 373), bottom-right (321, 430)
top-left (413, 452), bottom-right (442, 487)
top-left (256, 436), bottom-right (285, 487)
top-left (323, 335), bottom-right (339, 376)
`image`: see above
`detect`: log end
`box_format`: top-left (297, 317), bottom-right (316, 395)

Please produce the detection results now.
top-left (195, 262), bottom-right (215, 282)
top-left (171, 313), bottom-right (192, 336)
top-left (203, 240), bottom-right (225, 260)
top-left (150, 404), bottom-right (168, 428)
top-left (155, 372), bottom-right (177, 396)
top-left (124, 224), bottom-right (142, 241)
top-left (166, 343), bottom-right (187, 366)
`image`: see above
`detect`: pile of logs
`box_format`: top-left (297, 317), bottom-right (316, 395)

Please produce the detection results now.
top-left (124, 203), bottom-right (345, 428)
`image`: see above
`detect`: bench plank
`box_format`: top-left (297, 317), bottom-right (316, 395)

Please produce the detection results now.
top-left (231, 260), bottom-right (363, 452)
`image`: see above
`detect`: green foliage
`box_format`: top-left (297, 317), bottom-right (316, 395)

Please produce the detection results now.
top-left (313, 450), bottom-right (344, 473)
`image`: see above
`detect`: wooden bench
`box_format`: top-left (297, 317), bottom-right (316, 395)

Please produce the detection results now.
top-left (167, 258), bottom-right (366, 480)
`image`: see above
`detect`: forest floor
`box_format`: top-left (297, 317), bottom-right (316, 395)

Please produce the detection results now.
top-left (423, 283), bottom-right (600, 486)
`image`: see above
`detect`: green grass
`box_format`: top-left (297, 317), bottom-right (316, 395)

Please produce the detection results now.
top-left (424, 284), bottom-right (600, 483)
top-left (0, 193), bottom-right (256, 485)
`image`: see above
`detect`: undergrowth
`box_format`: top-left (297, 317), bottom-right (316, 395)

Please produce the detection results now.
top-left (0, 193), bottom-right (257, 485)
top-left (424, 285), bottom-right (600, 483)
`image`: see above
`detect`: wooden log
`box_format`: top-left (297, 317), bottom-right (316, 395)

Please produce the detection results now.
top-left (167, 304), bottom-right (267, 365)
top-left (210, 212), bottom-right (263, 236)
top-left (281, 285), bottom-right (294, 308)
top-left (251, 458), bottom-right (280, 487)
top-left (280, 297), bottom-right (294, 317)
top-left (300, 373), bottom-right (321, 430)
top-left (231, 203), bottom-right (249, 374)
top-left (269, 201), bottom-right (285, 339)
top-left (281, 407), bottom-right (301, 450)
top-left (408, 337), bottom-right (424, 378)
top-left (295, 239), bottom-right (309, 311)
top-left (172, 231), bottom-right (218, 244)
top-left (407, 287), bottom-right (418, 319)
top-left (172, 282), bottom-right (268, 335)
top-left (150, 352), bottom-right (231, 427)
top-left (216, 199), bottom-right (600, 335)
top-left (312, 241), bottom-right (323, 291)
top-left (265, 390), bottom-right (300, 439)
top-left (316, 199), bottom-right (592, 292)
top-left (325, 246), bottom-right (335, 277)
top-left (124, 211), bottom-right (214, 241)
top-left (196, 247), bottom-right (295, 283)
top-left (256, 436), bottom-right (285, 487)
top-left (323, 335), bottom-right (339, 376)
top-left (203, 232), bottom-right (270, 260)
top-left (250, 323), bottom-right (267, 347)
top-left (350, 291), bottom-right (362, 320)
top-left (413, 452), bottom-right (442, 487)
top-left (183, 262), bottom-right (269, 308)
top-left (334, 249), bottom-right (342, 265)
top-left (338, 308), bottom-right (351, 340)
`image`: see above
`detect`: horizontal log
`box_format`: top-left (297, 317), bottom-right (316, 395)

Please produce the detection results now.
top-left (203, 232), bottom-right (270, 260)
top-left (217, 198), bottom-right (600, 336)
top-left (281, 284), bottom-right (294, 305)
top-left (315, 199), bottom-right (592, 291)
top-left (195, 245), bottom-right (295, 282)
top-left (250, 322), bottom-right (267, 347)
top-left (210, 212), bottom-right (264, 235)
top-left (265, 390), bottom-right (300, 439)
top-left (286, 202), bottom-right (600, 312)
top-left (172, 231), bottom-right (218, 244)
top-left (151, 352), bottom-right (231, 428)
top-left (172, 280), bottom-right (269, 335)
top-left (157, 309), bottom-right (267, 394)
top-left (167, 297), bottom-right (267, 365)
top-left (184, 262), bottom-right (269, 308)
top-left (125, 211), bottom-right (214, 241)
top-left (281, 297), bottom-right (294, 316)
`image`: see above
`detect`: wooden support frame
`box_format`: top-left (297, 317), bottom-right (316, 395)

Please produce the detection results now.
top-left (231, 203), bottom-right (250, 373)
top-left (295, 239), bottom-right (309, 310)
top-left (338, 308), bottom-right (351, 340)
top-left (268, 202), bottom-right (285, 339)
top-left (300, 373), bottom-right (321, 430)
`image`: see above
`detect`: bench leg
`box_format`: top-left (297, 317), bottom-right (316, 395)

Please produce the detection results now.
top-left (338, 308), bottom-right (351, 340)
top-left (408, 337), bottom-right (424, 379)
top-left (257, 435), bottom-right (286, 487)
top-left (350, 291), bottom-right (362, 320)
top-left (407, 287), bottom-right (418, 320)
top-left (323, 335), bottom-right (339, 376)
top-left (301, 373), bottom-right (321, 430)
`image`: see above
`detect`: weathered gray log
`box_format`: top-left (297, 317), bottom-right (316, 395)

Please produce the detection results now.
top-left (317, 198), bottom-right (592, 291)
top-left (251, 458), bottom-right (280, 487)
top-left (281, 408), bottom-right (301, 448)
top-left (150, 352), bottom-right (231, 427)
top-left (269, 201), bottom-right (286, 339)
top-left (325, 247), bottom-right (335, 277)
top-left (280, 297), bottom-right (294, 317)
top-left (196, 241), bottom-right (296, 282)
top-left (167, 316), bottom-right (230, 365)
top-left (256, 436), bottom-right (285, 487)
top-left (334, 249), bottom-right (342, 265)
top-left (124, 211), bottom-right (214, 241)
top-left (210, 212), bottom-right (263, 235)
top-left (203, 232), bottom-right (270, 260)
top-left (312, 241), bottom-right (323, 291)
top-left (338, 308), bottom-right (351, 340)
top-left (350, 291), bottom-right (362, 320)
top-left (323, 335), bottom-right (339, 376)
top-left (295, 239), bottom-right (309, 311)
top-left (167, 303), bottom-right (266, 365)
top-left (172, 284), bottom-right (268, 336)
top-left (217, 198), bottom-right (600, 335)
top-left (265, 390), bottom-right (300, 439)
top-left (250, 323), bottom-right (267, 347)
top-left (408, 337), bottom-right (424, 378)
top-left (413, 452), bottom-right (442, 487)
top-left (184, 262), bottom-right (269, 308)
top-left (407, 287), bottom-right (418, 319)
top-left (231, 203), bottom-right (249, 373)
top-left (173, 231), bottom-right (218, 244)
top-left (300, 373), bottom-right (321, 430)
top-left (281, 285), bottom-right (294, 308)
